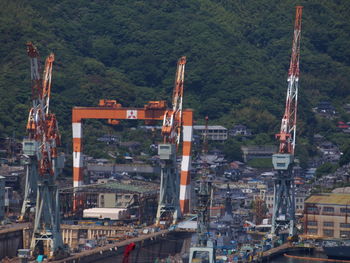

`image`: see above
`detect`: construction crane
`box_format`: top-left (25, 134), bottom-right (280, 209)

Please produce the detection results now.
top-left (21, 42), bottom-right (64, 257)
top-left (155, 56), bottom-right (186, 225)
top-left (271, 6), bottom-right (303, 240)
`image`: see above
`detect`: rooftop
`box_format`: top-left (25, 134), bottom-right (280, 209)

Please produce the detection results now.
top-left (95, 181), bottom-right (158, 194)
top-left (194, 125), bottom-right (227, 130)
top-left (305, 193), bottom-right (350, 206)
top-left (60, 179), bottom-right (159, 195)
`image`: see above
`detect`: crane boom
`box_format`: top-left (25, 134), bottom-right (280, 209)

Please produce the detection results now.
top-left (276, 6), bottom-right (303, 155)
top-left (156, 56), bottom-right (186, 225)
top-left (162, 56), bottom-right (186, 145)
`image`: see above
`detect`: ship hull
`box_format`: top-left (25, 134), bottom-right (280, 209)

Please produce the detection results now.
top-left (323, 246), bottom-right (350, 259)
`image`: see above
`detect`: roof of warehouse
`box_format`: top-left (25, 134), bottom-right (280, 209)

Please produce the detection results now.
top-left (305, 193), bottom-right (350, 205)
top-left (194, 125), bottom-right (227, 130)
top-left (95, 181), bottom-right (158, 193)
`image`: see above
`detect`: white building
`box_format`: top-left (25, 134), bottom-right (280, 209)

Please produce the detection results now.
top-left (264, 191), bottom-right (307, 215)
top-left (194, 125), bottom-right (228, 141)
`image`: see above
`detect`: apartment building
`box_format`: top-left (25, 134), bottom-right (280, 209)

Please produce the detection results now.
top-left (194, 125), bottom-right (228, 141)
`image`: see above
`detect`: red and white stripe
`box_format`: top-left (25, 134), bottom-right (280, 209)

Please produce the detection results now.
top-left (180, 110), bottom-right (193, 214)
top-left (72, 122), bottom-right (83, 210)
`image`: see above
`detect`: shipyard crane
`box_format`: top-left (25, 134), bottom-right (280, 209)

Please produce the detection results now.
top-left (21, 42), bottom-right (64, 257)
top-left (155, 56), bottom-right (186, 225)
top-left (20, 43), bottom-right (41, 221)
top-left (271, 6), bottom-right (303, 239)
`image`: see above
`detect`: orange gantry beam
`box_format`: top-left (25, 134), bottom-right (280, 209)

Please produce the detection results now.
top-left (72, 105), bottom-right (193, 214)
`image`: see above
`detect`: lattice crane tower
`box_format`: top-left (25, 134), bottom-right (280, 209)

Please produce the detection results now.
top-left (271, 6), bottom-right (303, 238)
top-left (22, 42), bottom-right (63, 257)
top-left (156, 56), bottom-right (186, 225)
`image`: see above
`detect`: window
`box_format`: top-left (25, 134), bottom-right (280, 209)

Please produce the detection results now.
top-left (308, 229), bottom-right (317, 234)
top-left (340, 208), bottom-right (350, 213)
top-left (340, 231), bottom-right (350, 238)
top-left (323, 229), bottom-right (334, 237)
top-left (124, 195), bottom-right (131, 199)
top-left (340, 223), bottom-right (350, 228)
top-left (323, 207), bottom-right (334, 213)
top-left (324, 222), bottom-right (334, 227)
top-left (307, 207), bottom-right (318, 213)
top-left (307, 221), bottom-right (317, 226)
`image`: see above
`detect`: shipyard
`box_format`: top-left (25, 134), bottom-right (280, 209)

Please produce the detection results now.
top-left (1, 1), bottom-right (350, 263)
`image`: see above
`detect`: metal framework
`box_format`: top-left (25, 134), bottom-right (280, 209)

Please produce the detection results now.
top-left (271, 6), bottom-right (303, 239)
top-left (20, 43), bottom-right (42, 221)
top-left (156, 57), bottom-right (186, 225)
top-left (188, 178), bottom-right (215, 263)
top-left (21, 42), bottom-right (63, 257)
top-left (188, 116), bottom-right (215, 263)
top-left (72, 58), bottom-right (193, 216)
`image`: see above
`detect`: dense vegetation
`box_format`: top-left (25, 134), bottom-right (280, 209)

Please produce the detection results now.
top-left (1, 0), bottom-right (350, 165)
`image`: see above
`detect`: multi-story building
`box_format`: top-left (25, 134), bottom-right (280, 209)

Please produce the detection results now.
top-left (264, 191), bottom-right (307, 216)
top-left (303, 193), bottom-right (350, 238)
top-left (194, 125), bottom-right (228, 141)
top-left (240, 145), bottom-right (277, 162)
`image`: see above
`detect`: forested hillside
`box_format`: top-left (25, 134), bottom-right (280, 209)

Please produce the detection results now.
top-left (1, 0), bottom-right (350, 156)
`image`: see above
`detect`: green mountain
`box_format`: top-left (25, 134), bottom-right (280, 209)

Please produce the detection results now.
top-left (1, 0), bottom-right (349, 153)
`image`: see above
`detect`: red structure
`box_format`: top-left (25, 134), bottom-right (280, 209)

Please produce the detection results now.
top-left (275, 6), bottom-right (303, 155)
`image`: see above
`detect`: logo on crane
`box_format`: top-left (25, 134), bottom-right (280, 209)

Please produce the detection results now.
top-left (127, 110), bottom-right (137, 119)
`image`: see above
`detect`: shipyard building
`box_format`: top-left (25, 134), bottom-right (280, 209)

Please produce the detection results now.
top-left (303, 193), bottom-right (350, 238)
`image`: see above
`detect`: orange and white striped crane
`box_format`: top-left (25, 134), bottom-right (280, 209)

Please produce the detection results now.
top-left (71, 57), bottom-right (193, 215)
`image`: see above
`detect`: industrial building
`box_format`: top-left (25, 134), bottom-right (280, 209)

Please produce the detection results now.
top-left (60, 179), bottom-right (159, 224)
top-left (240, 145), bottom-right (277, 162)
top-left (193, 125), bottom-right (228, 141)
top-left (303, 193), bottom-right (350, 238)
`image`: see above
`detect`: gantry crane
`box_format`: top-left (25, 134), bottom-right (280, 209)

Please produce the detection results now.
top-left (155, 56), bottom-right (186, 225)
top-left (21, 42), bottom-right (63, 257)
top-left (271, 6), bottom-right (303, 239)
top-left (71, 57), bottom-right (193, 216)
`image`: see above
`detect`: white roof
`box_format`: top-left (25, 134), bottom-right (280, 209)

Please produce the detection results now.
top-left (83, 208), bottom-right (127, 213)
top-left (194, 125), bottom-right (227, 130)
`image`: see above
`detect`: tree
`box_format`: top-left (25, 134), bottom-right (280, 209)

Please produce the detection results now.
top-left (340, 144), bottom-right (350, 166)
top-left (222, 138), bottom-right (243, 162)
top-left (316, 162), bottom-right (338, 178)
